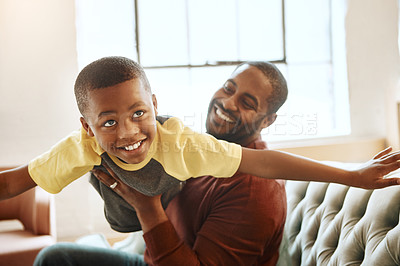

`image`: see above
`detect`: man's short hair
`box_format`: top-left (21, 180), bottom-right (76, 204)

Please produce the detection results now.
top-left (242, 61), bottom-right (288, 114)
top-left (74, 56), bottom-right (151, 115)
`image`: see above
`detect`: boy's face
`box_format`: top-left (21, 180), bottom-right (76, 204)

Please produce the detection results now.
top-left (80, 78), bottom-right (158, 164)
top-left (206, 64), bottom-right (277, 146)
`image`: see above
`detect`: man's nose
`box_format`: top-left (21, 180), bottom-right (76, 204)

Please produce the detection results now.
top-left (222, 96), bottom-right (238, 111)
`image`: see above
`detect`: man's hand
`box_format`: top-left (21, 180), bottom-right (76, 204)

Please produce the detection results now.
top-left (351, 147), bottom-right (400, 189)
top-left (91, 163), bottom-right (168, 232)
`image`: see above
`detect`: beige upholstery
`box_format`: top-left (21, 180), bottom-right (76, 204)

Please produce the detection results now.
top-left (279, 163), bottom-right (400, 266)
top-left (0, 186), bottom-right (56, 266)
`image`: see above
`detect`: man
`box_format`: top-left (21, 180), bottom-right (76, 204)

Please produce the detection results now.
top-left (35, 61), bottom-right (288, 265)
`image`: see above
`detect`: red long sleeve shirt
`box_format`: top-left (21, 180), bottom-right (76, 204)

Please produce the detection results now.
top-left (143, 139), bottom-right (287, 265)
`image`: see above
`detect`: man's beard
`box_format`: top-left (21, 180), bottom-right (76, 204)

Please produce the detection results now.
top-left (206, 99), bottom-right (265, 145)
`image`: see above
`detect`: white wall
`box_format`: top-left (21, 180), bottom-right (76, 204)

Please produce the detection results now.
top-left (0, 0), bottom-right (399, 240)
top-left (346, 0), bottom-right (400, 147)
top-left (0, 0), bottom-right (80, 164)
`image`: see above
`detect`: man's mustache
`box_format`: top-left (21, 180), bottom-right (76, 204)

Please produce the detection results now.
top-left (213, 101), bottom-right (239, 123)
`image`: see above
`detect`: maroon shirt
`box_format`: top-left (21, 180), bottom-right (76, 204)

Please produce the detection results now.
top-left (143, 138), bottom-right (287, 265)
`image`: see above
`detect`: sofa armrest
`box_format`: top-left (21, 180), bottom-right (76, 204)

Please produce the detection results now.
top-left (0, 186), bottom-right (55, 237)
top-left (30, 187), bottom-right (55, 236)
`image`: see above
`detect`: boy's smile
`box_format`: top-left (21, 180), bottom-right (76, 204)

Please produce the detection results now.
top-left (80, 78), bottom-right (158, 164)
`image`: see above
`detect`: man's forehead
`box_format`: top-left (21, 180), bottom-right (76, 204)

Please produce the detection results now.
top-left (229, 65), bottom-right (272, 110)
top-left (230, 66), bottom-right (272, 92)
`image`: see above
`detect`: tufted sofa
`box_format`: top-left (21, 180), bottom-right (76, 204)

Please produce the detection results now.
top-left (277, 162), bottom-right (400, 266)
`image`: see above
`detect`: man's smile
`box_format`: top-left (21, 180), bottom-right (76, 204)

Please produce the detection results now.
top-left (214, 104), bottom-right (236, 124)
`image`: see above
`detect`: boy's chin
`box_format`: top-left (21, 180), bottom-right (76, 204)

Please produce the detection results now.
top-left (110, 149), bottom-right (149, 165)
top-left (116, 154), bottom-right (147, 165)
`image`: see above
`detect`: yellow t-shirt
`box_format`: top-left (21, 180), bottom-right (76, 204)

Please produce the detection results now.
top-left (28, 117), bottom-right (242, 194)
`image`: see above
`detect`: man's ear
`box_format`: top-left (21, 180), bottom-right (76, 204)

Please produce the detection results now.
top-left (152, 94), bottom-right (158, 116)
top-left (261, 113), bottom-right (277, 129)
top-left (80, 117), bottom-right (95, 137)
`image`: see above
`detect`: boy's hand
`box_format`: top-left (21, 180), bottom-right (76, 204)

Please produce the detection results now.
top-left (351, 147), bottom-right (400, 189)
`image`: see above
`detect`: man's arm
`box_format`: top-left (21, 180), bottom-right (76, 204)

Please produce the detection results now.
top-left (91, 165), bottom-right (205, 265)
top-left (0, 165), bottom-right (37, 200)
top-left (91, 165), bottom-right (168, 233)
top-left (238, 146), bottom-right (400, 189)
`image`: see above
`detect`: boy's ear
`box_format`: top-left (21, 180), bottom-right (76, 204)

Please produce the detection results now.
top-left (152, 94), bottom-right (158, 115)
top-left (261, 113), bottom-right (277, 129)
top-left (80, 117), bottom-right (95, 137)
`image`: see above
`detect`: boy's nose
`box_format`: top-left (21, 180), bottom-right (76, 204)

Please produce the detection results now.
top-left (118, 119), bottom-right (140, 138)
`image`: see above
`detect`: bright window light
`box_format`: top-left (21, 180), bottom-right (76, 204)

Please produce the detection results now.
top-left (75, 0), bottom-right (350, 141)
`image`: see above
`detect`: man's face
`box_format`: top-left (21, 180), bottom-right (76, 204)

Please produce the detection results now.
top-left (80, 79), bottom-right (158, 164)
top-left (206, 64), bottom-right (276, 146)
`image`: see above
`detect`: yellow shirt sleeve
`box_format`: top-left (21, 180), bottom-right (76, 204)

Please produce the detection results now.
top-left (28, 127), bottom-right (104, 193)
top-left (154, 117), bottom-right (242, 181)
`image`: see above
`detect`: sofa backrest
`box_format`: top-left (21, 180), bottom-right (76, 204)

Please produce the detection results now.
top-left (278, 163), bottom-right (400, 266)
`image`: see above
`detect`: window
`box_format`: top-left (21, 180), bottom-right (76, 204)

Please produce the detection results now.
top-left (75, 0), bottom-right (349, 141)
top-left (136, 0), bottom-right (284, 67)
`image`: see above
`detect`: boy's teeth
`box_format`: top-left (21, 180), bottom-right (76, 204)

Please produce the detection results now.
top-left (124, 141), bottom-right (141, 151)
top-left (216, 108), bottom-right (234, 123)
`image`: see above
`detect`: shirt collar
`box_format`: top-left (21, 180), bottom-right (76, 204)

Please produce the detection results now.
top-left (246, 136), bottom-right (268, 150)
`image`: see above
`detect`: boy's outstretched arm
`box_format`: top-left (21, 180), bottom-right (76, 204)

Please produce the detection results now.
top-left (0, 165), bottom-right (37, 200)
top-left (238, 146), bottom-right (400, 189)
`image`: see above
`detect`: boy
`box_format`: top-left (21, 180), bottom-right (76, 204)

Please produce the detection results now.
top-left (1, 56), bottom-right (400, 232)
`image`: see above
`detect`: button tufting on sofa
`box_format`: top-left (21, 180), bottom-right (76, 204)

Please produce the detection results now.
top-left (278, 162), bottom-right (400, 266)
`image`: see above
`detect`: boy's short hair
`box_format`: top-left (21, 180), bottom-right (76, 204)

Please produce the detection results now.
top-left (241, 61), bottom-right (288, 115)
top-left (74, 56), bottom-right (151, 116)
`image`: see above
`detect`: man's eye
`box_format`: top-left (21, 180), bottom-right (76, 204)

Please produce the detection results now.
top-left (104, 120), bottom-right (116, 127)
top-left (243, 100), bottom-right (256, 110)
top-left (223, 85), bottom-right (234, 94)
top-left (133, 111), bottom-right (144, 118)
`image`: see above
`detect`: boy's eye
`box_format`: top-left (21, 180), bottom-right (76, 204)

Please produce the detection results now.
top-left (104, 120), bottom-right (116, 127)
top-left (133, 110), bottom-right (144, 118)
